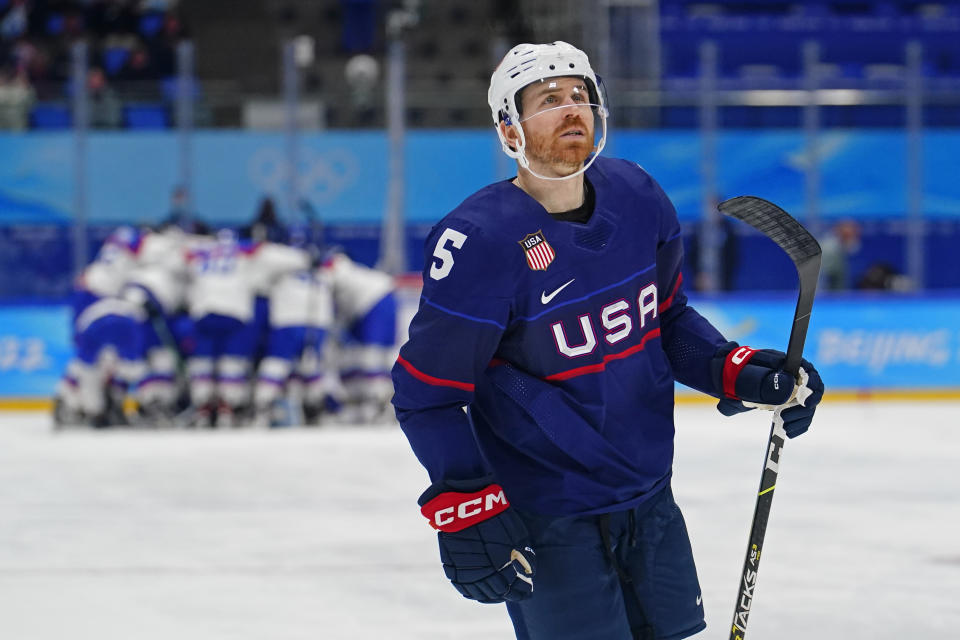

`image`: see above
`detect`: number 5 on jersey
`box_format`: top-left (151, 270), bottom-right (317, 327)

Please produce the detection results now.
top-left (430, 228), bottom-right (468, 280)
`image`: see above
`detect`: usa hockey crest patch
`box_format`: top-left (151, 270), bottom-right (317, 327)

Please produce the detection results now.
top-left (519, 230), bottom-right (555, 271)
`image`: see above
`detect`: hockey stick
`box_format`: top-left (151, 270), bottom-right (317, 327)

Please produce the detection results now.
top-left (718, 196), bottom-right (821, 640)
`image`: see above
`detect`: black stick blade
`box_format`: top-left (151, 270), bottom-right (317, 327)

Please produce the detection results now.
top-left (718, 196), bottom-right (822, 377)
top-left (719, 196), bottom-right (821, 265)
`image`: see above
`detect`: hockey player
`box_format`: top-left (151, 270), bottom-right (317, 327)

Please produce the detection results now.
top-left (392, 42), bottom-right (825, 640)
top-left (55, 227), bottom-right (149, 427)
top-left (322, 249), bottom-right (398, 422)
top-left (120, 226), bottom-right (190, 423)
top-left (71, 294), bottom-right (147, 427)
top-left (184, 230), bottom-right (309, 427)
top-left (252, 265), bottom-right (334, 427)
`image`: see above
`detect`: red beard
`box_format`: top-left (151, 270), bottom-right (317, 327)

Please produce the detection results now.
top-left (524, 115), bottom-right (595, 174)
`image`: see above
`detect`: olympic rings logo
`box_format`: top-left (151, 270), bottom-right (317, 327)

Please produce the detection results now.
top-left (247, 147), bottom-right (360, 205)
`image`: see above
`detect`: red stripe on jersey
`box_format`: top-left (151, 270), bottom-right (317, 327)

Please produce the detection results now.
top-left (544, 328), bottom-right (661, 381)
top-left (658, 272), bottom-right (683, 313)
top-left (396, 355), bottom-right (475, 392)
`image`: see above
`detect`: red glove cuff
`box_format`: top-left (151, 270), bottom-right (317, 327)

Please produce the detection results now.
top-left (420, 484), bottom-right (511, 533)
top-left (722, 345), bottom-right (758, 399)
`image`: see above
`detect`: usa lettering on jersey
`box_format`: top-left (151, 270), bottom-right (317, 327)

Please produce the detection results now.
top-left (550, 282), bottom-right (659, 358)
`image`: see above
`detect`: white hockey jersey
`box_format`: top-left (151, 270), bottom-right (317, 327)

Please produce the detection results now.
top-left (77, 228), bottom-right (142, 298)
top-left (268, 270), bottom-right (334, 330)
top-left (186, 236), bottom-right (309, 322)
top-left (123, 229), bottom-right (189, 315)
top-left (322, 252), bottom-right (395, 324)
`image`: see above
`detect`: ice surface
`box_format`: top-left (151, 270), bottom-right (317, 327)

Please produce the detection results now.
top-left (1, 402), bottom-right (958, 639)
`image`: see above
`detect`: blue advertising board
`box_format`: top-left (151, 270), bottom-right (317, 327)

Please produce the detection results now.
top-left (690, 295), bottom-right (960, 391)
top-left (1, 296), bottom-right (958, 401)
top-left (1, 130), bottom-right (959, 225)
top-left (0, 306), bottom-right (72, 397)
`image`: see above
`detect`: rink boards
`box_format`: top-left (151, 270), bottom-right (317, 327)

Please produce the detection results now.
top-left (1, 294), bottom-right (959, 407)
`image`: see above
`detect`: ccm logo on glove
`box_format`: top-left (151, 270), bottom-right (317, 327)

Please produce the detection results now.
top-left (421, 485), bottom-right (510, 533)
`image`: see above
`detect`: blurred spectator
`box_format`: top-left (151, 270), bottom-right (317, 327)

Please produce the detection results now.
top-left (118, 43), bottom-right (155, 82)
top-left (6, 36), bottom-right (51, 84)
top-left (820, 219), bottom-right (861, 291)
top-left (0, 0), bottom-right (28, 41)
top-left (857, 262), bottom-right (913, 291)
top-left (242, 196), bottom-right (287, 244)
top-left (1, 1), bottom-right (184, 90)
top-left (0, 63), bottom-right (35, 130)
top-left (687, 215), bottom-right (739, 292)
top-left (344, 53), bottom-right (379, 117)
top-left (148, 13), bottom-right (186, 76)
top-left (87, 66), bottom-right (121, 128)
top-left (164, 185), bottom-right (208, 234)
top-left (687, 195), bottom-right (739, 291)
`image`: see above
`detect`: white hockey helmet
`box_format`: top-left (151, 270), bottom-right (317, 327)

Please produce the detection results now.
top-left (488, 41), bottom-right (609, 180)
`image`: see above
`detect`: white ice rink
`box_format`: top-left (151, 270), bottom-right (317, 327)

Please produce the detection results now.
top-left (1, 402), bottom-right (958, 640)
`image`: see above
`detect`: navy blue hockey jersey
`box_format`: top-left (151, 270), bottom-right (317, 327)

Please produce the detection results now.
top-left (392, 156), bottom-right (728, 516)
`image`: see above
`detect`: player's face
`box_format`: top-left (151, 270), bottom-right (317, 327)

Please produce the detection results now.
top-left (517, 77), bottom-right (596, 175)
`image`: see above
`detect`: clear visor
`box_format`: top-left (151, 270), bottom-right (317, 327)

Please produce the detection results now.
top-left (505, 76), bottom-right (610, 182)
top-left (518, 101), bottom-right (606, 152)
top-left (517, 77), bottom-right (609, 123)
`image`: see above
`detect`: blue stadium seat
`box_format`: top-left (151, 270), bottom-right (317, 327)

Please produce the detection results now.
top-left (123, 104), bottom-right (169, 129)
top-left (139, 12), bottom-right (165, 38)
top-left (102, 47), bottom-right (131, 76)
top-left (721, 106), bottom-right (802, 128)
top-left (45, 13), bottom-right (64, 35)
top-left (29, 104), bottom-right (71, 129)
top-left (822, 105), bottom-right (904, 128)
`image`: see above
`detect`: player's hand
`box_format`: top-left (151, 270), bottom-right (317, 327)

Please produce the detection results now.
top-left (419, 477), bottom-right (536, 604)
top-left (711, 343), bottom-right (824, 438)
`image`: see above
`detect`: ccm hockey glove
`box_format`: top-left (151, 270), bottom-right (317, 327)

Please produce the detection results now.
top-left (419, 477), bottom-right (536, 604)
top-left (711, 342), bottom-right (825, 438)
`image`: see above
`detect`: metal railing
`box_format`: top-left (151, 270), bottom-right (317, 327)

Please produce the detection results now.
top-left (28, 33), bottom-right (955, 289)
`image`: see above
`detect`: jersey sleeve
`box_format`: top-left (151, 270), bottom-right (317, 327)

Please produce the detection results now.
top-left (648, 177), bottom-right (728, 397)
top-left (392, 218), bottom-right (512, 483)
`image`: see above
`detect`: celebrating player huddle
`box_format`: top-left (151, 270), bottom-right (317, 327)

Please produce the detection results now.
top-left (54, 224), bottom-right (398, 429)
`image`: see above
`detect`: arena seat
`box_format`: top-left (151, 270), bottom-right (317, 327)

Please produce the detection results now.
top-left (138, 12), bottom-right (165, 38)
top-left (29, 104), bottom-right (71, 129)
top-left (102, 47), bottom-right (131, 76)
top-left (123, 104), bottom-right (169, 129)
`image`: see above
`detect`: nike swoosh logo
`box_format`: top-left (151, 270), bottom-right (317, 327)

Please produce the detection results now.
top-left (541, 278), bottom-right (575, 304)
top-left (696, 595), bottom-right (702, 606)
